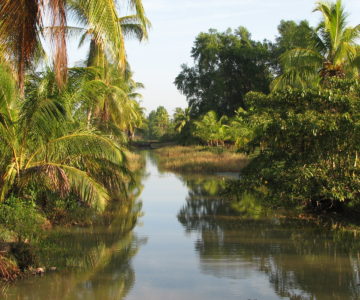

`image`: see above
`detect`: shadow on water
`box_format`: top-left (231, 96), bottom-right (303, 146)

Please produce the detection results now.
top-left (177, 176), bottom-right (360, 300)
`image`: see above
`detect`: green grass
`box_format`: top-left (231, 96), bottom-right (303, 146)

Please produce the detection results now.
top-left (154, 146), bottom-right (248, 174)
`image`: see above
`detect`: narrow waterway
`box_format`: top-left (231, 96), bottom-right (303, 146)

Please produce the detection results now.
top-left (3, 152), bottom-right (360, 300)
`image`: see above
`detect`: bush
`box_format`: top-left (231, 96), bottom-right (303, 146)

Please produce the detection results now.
top-left (0, 196), bottom-right (46, 242)
top-left (239, 79), bottom-right (360, 211)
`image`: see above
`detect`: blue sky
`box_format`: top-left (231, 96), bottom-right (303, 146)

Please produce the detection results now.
top-left (69, 0), bottom-right (360, 115)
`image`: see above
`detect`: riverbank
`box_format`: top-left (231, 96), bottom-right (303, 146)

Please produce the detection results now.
top-left (154, 146), bottom-right (248, 174)
top-left (0, 151), bottom-right (145, 282)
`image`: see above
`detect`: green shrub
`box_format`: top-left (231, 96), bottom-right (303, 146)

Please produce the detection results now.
top-left (239, 79), bottom-right (360, 211)
top-left (0, 196), bottom-right (46, 242)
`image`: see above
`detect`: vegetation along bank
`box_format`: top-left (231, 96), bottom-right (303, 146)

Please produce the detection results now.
top-left (0, 0), bottom-right (359, 283)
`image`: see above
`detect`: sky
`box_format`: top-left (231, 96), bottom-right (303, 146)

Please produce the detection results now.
top-left (69, 0), bottom-right (360, 115)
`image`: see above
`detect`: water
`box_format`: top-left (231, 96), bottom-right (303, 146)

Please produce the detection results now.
top-left (3, 152), bottom-right (360, 300)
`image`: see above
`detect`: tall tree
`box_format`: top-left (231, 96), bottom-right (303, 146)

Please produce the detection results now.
top-left (175, 27), bottom-right (272, 117)
top-left (0, 0), bottom-right (67, 92)
top-left (269, 20), bottom-right (315, 75)
top-left (147, 106), bottom-right (170, 139)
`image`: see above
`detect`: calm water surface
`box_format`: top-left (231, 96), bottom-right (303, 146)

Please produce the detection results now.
top-left (3, 152), bottom-right (360, 300)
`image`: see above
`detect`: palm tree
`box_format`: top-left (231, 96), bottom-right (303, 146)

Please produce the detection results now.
top-left (73, 0), bottom-right (150, 72)
top-left (228, 108), bottom-right (254, 148)
top-left (193, 111), bottom-right (229, 146)
top-left (272, 0), bottom-right (360, 90)
top-left (68, 64), bottom-right (145, 141)
top-left (0, 64), bottom-right (130, 210)
top-left (173, 107), bottom-right (191, 133)
top-left (0, 0), bottom-right (149, 93)
top-left (0, 0), bottom-right (67, 92)
top-left (72, 9), bottom-right (149, 139)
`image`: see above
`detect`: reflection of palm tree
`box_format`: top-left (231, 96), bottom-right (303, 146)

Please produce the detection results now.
top-left (62, 233), bottom-right (140, 300)
top-left (6, 194), bottom-right (146, 300)
top-left (273, 0), bottom-right (360, 89)
top-left (177, 177), bottom-right (235, 232)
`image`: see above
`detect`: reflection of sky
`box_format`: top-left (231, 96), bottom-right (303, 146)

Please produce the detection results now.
top-left (126, 155), bottom-right (285, 300)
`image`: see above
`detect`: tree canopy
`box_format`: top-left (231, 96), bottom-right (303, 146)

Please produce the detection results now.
top-left (175, 27), bottom-right (272, 117)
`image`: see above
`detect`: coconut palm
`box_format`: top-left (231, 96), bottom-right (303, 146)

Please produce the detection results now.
top-left (72, 0), bottom-right (150, 71)
top-left (173, 107), bottom-right (191, 133)
top-left (228, 108), bottom-right (255, 148)
top-left (272, 0), bottom-right (360, 90)
top-left (68, 64), bottom-right (145, 141)
top-left (0, 0), bottom-right (149, 93)
top-left (193, 111), bottom-right (229, 146)
top-left (70, 8), bottom-right (149, 139)
top-left (0, 65), bottom-right (130, 210)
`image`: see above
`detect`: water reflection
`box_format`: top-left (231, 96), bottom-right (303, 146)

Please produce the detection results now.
top-left (2, 157), bottom-right (148, 300)
top-left (4, 153), bottom-right (360, 300)
top-left (178, 177), bottom-right (360, 300)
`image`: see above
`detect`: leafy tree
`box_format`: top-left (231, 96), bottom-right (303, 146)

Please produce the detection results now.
top-left (147, 106), bottom-right (171, 139)
top-left (175, 27), bottom-right (272, 117)
top-left (273, 0), bottom-right (360, 89)
top-left (240, 78), bottom-right (360, 211)
top-left (269, 20), bottom-right (315, 74)
top-left (276, 20), bottom-right (315, 52)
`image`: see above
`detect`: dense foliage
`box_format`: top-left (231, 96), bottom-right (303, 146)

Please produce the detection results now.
top-left (173, 0), bottom-right (360, 213)
top-left (273, 0), bottom-right (360, 89)
top-left (146, 106), bottom-right (171, 139)
top-left (240, 79), bottom-right (360, 210)
top-left (0, 0), bottom-right (150, 92)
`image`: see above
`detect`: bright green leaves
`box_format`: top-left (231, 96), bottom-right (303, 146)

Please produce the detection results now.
top-left (147, 106), bottom-right (171, 140)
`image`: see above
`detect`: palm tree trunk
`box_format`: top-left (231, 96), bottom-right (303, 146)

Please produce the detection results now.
top-left (18, 23), bottom-right (27, 97)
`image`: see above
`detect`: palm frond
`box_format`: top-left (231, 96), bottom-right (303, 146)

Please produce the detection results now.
top-left (69, 0), bottom-right (125, 70)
